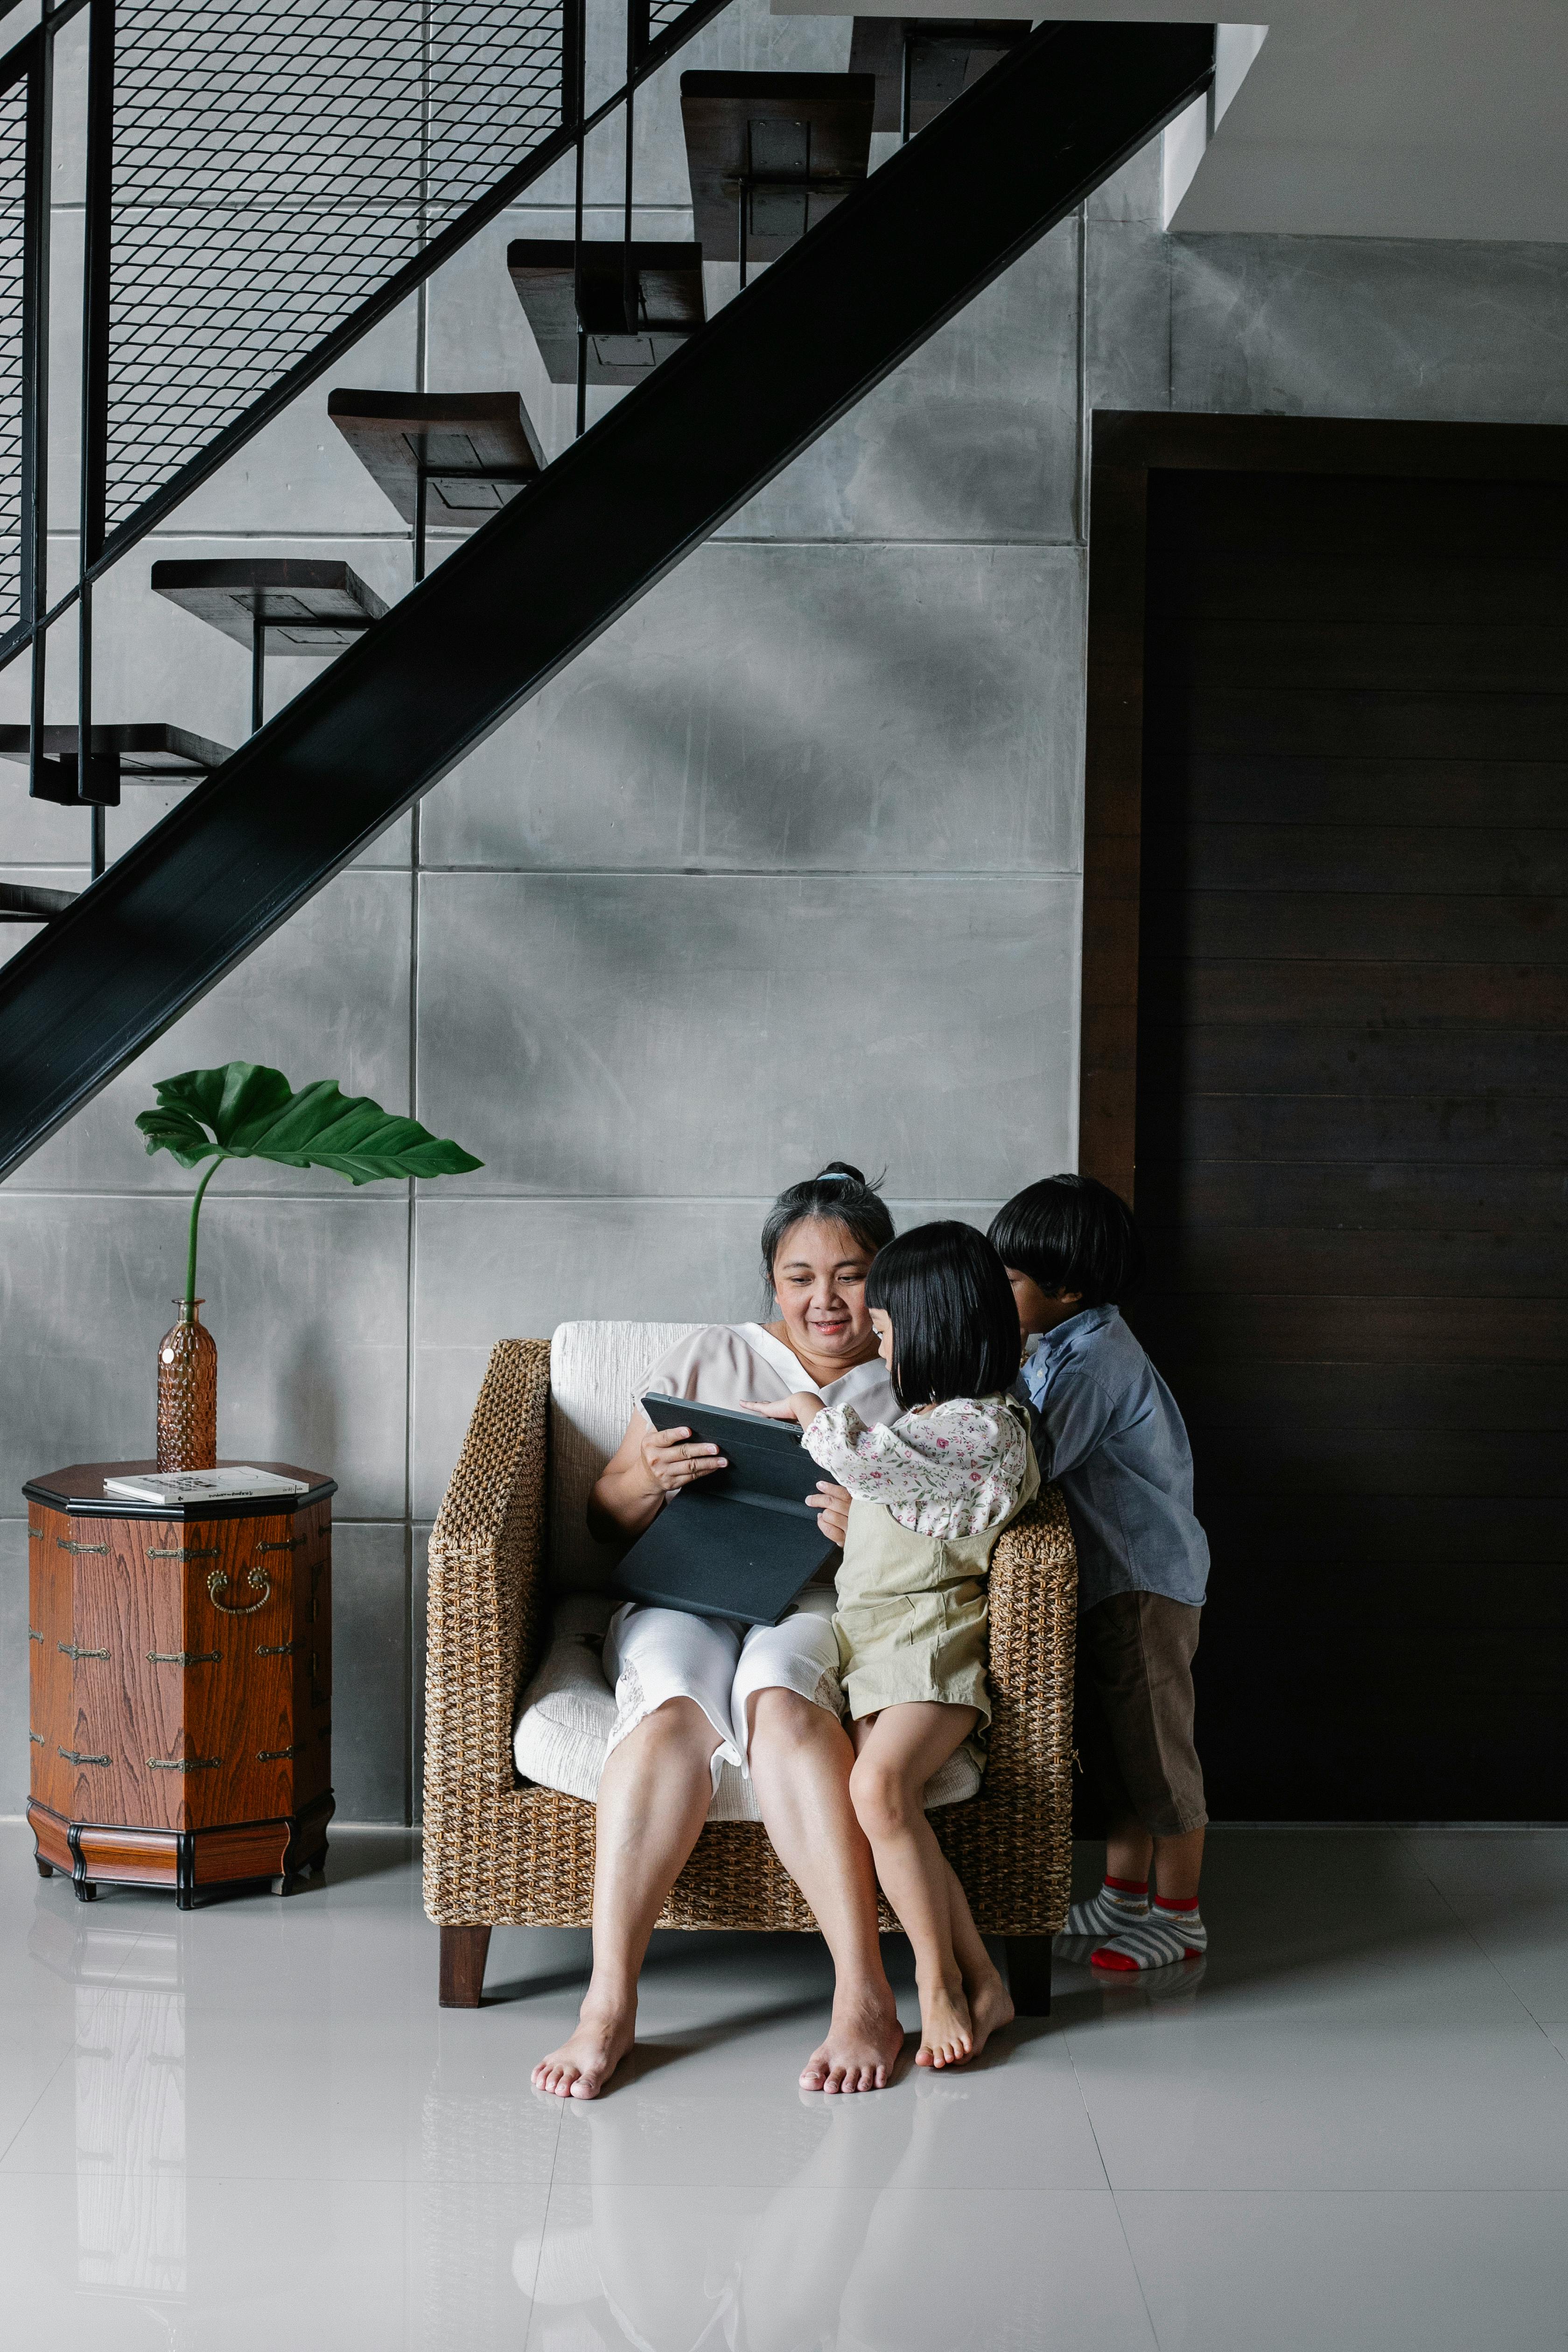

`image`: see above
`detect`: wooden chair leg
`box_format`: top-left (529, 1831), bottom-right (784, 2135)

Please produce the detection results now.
top-left (1005, 1935), bottom-right (1052, 2016)
top-left (439, 1924), bottom-right (493, 2008)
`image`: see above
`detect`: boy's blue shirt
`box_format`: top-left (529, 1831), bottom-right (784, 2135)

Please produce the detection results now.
top-left (1014, 1304), bottom-right (1209, 1614)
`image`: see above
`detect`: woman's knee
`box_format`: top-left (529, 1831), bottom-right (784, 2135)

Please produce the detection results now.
top-left (748, 1686), bottom-right (837, 1760)
top-left (648, 1695), bottom-right (720, 1747)
top-left (616, 1696), bottom-right (720, 1774)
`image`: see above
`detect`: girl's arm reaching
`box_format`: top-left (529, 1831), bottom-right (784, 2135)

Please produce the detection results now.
top-left (742, 1392), bottom-right (826, 1431)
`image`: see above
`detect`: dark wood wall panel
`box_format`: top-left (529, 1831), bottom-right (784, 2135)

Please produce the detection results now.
top-left (1170, 1361), bottom-right (1568, 1433)
top-left (1135, 1160), bottom-right (1568, 1233)
top-left (1140, 959), bottom-right (1568, 1027)
top-left (1152, 758), bottom-right (1568, 830)
top-left (1159, 688), bottom-right (1568, 760)
top-left (1099, 442), bottom-right (1568, 1820)
top-left (1143, 823), bottom-right (1568, 895)
top-left (1143, 891), bottom-right (1563, 962)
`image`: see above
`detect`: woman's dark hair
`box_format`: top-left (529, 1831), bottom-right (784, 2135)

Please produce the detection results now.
top-left (760, 1162), bottom-right (896, 1288)
top-left (987, 1174), bottom-right (1144, 1308)
top-left (865, 1221), bottom-right (1020, 1408)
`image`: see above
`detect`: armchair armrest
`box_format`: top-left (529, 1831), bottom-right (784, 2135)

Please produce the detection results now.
top-left (423, 1339), bottom-right (551, 1829)
top-left (984, 1484), bottom-right (1078, 1806)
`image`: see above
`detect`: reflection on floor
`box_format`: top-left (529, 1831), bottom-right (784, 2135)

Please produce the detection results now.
top-left (0, 1821), bottom-right (1565, 2347)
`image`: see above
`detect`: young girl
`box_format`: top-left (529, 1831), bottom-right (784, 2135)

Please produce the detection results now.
top-left (752, 1221), bottom-right (1037, 2069)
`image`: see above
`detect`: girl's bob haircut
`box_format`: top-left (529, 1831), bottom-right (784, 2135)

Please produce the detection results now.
top-left (866, 1221), bottom-right (1021, 1409)
top-left (987, 1173), bottom-right (1144, 1308)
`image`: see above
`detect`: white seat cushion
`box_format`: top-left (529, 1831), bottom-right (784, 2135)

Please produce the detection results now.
top-left (510, 1321), bottom-right (980, 1820)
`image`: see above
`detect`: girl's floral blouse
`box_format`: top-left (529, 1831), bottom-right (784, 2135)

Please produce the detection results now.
top-left (802, 1394), bottom-right (1029, 1539)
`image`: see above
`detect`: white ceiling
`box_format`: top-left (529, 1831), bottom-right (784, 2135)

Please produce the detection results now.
top-left (771, 1), bottom-right (1568, 242)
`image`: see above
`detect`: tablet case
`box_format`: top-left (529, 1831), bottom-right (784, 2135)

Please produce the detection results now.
top-left (607, 1394), bottom-right (838, 1626)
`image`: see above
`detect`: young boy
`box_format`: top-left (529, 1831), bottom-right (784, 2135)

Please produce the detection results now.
top-left (988, 1175), bottom-right (1211, 1971)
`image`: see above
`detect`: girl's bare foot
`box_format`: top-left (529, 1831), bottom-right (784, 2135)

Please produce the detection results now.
top-left (532, 1999), bottom-right (636, 2100)
top-left (964, 1964), bottom-right (1015, 2059)
top-left (800, 1988), bottom-right (905, 2094)
top-left (915, 1979), bottom-right (974, 2070)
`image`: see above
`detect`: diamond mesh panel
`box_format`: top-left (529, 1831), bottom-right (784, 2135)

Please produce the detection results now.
top-left (0, 77), bottom-right (27, 635)
top-left (104, 0), bottom-right (565, 531)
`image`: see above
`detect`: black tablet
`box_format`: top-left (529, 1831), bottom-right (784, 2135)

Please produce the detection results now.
top-left (608, 1393), bottom-right (835, 1626)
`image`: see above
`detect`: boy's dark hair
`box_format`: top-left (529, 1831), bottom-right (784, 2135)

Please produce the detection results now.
top-left (760, 1162), bottom-right (895, 1286)
top-left (865, 1221), bottom-right (1020, 1408)
top-left (987, 1174), bottom-right (1144, 1308)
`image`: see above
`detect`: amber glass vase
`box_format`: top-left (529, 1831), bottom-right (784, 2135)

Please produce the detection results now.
top-left (156, 1300), bottom-right (217, 1471)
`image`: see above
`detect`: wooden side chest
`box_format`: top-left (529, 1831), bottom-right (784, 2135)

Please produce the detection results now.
top-left (25, 1458), bottom-right (336, 1908)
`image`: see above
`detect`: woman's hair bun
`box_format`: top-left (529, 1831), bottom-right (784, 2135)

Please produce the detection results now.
top-left (759, 1162), bottom-right (895, 1286)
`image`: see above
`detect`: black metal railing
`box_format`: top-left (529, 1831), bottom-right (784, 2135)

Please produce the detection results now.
top-left (0, 0), bottom-right (725, 860)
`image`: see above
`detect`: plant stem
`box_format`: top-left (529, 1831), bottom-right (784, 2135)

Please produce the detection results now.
top-left (184, 1158), bottom-right (226, 1311)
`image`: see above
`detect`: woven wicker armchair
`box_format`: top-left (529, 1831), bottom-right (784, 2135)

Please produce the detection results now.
top-left (423, 1337), bottom-right (1078, 2010)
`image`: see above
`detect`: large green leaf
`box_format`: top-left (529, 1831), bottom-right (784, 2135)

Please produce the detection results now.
top-left (136, 1061), bottom-right (483, 1185)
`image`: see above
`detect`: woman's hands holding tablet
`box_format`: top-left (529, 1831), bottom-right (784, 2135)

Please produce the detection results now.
top-left (638, 1421), bottom-right (728, 1496)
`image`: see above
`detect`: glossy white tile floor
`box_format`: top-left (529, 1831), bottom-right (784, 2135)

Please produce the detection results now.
top-left (1, 1821), bottom-right (1565, 2350)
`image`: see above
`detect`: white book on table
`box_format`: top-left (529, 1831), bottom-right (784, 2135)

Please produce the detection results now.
top-left (102, 1467), bottom-right (312, 1505)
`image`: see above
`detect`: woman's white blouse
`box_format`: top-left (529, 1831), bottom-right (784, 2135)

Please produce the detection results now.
top-left (637, 1321), bottom-right (901, 1427)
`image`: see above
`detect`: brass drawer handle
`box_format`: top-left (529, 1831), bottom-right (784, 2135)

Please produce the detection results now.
top-left (27, 1525), bottom-right (42, 1540)
top-left (147, 1756), bottom-right (220, 1772)
top-left (60, 1748), bottom-right (109, 1767)
top-left (28, 1626), bottom-right (42, 1643)
top-left (255, 1536), bottom-right (305, 1554)
top-left (59, 1642), bottom-right (110, 1661)
top-left (29, 1730), bottom-right (43, 1745)
top-left (256, 1640), bottom-right (296, 1657)
top-left (147, 1649), bottom-right (221, 1666)
top-left (258, 1743), bottom-right (304, 1761)
top-left (207, 1564), bottom-right (271, 1617)
top-left (57, 1539), bottom-right (107, 1554)
top-left (147, 1545), bottom-right (218, 1561)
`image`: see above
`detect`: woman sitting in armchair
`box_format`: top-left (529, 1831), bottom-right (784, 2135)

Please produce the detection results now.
top-left (534, 1164), bottom-right (924, 2102)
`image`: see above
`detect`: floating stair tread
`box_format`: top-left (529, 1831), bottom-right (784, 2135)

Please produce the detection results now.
top-left (0, 882), bottom-right (76, 922)
top-left (150, 560), bottom-right (389, 651)
top-left (0, 725), bottom-right (232, 779)
top-left (327, 390), bottom-right (544, 526)
top-left (848, 18), bottom-right (1031, 134)
top-left (680, 71), bottom-right (876, 262)
top-left (507, 239), bottom-right (707, 386)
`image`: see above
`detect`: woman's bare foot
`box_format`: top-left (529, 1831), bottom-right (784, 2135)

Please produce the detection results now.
top-left (914, 1978), bottom-right (974, 2070)
top-left (962, 1963), bottom-right (1015, 2059)
top-left (800, 1987), bottom-right (905, 2094)
top-left (532, 1999), bottom-right (636, 2100)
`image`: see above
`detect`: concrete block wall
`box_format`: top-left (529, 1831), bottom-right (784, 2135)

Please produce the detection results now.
top-left (3, 3), bottom-right (1565, 1821)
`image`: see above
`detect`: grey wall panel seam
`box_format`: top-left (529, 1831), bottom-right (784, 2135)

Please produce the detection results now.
top-left (413, 868), bottom-right (1086, 880)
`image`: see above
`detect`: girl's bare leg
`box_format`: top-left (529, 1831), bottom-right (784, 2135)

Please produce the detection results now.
top-left (848, 1704), bottom-right (981, 2068)
top-left (533, 1697), bottom-right (720, 2099)
top-left (939, 1857), bottom-right (1014, 2054)
top-left (747, 1688), bottom-right (904, 2093)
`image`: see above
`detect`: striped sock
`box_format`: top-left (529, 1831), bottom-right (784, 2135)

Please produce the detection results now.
top-left (1057, 1876), bottom-right (1149, 1942)
top-left (1092, 1895), bottom-right (1207, 1971)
